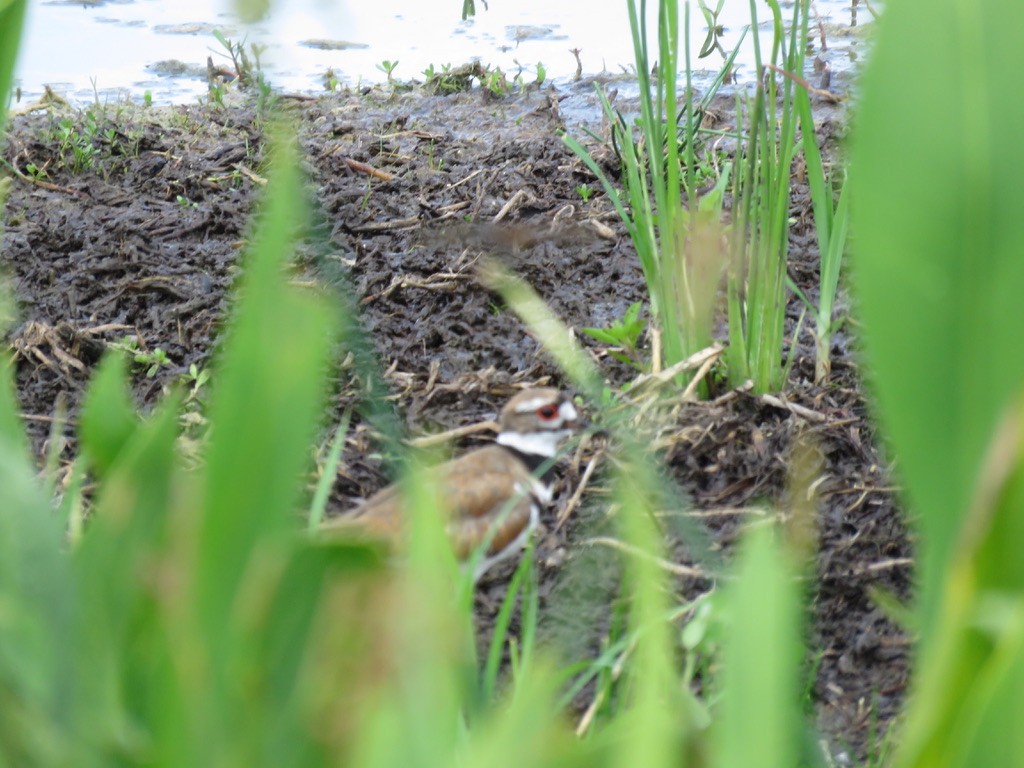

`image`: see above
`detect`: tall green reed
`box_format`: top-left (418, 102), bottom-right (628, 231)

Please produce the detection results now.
top-left (562, 0), bottom-right (741, 384)
top-left (564, 0), bottom-right (823, 396)
top-left (796, 84), bottom-right (849, 384)
top-left (726, 0), bottom-right (810, 393)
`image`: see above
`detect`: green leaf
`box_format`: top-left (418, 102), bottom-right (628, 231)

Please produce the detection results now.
top-left (714, 525), bottom-right (802, 768)
top-left (78, 353), bottom-right (140, 479)
top-left (579, 327), bottom-right (620, 346)
top-left (608, 351), bottom-right (636, 367)
top-left (0, 356), bottom-right (74, 765)
top-left (851, 0), bottom-right (1024, 641)
top-left (195, 124), bottom-right (337, 684)
top-left (71, 392), bottom-right (184, 763)
top-left (232, 0), bottom-right (270, 24)
top-left (0, 0), bottom-right (27, 133)
top-left (581, 302), bottom-right (644, 356)
top-left (622, 300), bottom-right (643, 331)
top-left (607, 450), bottom-right (689, 768)
top-left (797, 86), bottom-right (832, 252)
top-left (696, 161), bottom-right (731, 216)
top-left (461, 659), bottom-right (575, 768)
top-left (894, 401), bottom-right (1024, 768)
top-left (946, 602), bottom-right (1024, 766)
top-left (306, 409), bottom-right (351, 531)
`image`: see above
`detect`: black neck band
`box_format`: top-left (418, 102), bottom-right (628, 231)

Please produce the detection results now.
top-left (502, 445), bottom-right (556, 484)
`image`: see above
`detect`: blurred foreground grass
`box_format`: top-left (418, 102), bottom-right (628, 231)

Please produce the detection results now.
top-left (3, 0), bottom-right (1024, 765)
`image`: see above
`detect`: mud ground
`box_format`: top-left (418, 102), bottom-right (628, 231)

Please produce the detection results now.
top-left (1, 82), bottom-right (908, 762)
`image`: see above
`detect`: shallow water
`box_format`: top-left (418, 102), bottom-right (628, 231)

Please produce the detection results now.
top-left (14, 0), bottom-right (870, 107)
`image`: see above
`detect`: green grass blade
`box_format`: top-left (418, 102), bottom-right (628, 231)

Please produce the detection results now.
top-left (72, 392), bottom-right (185, 762)
top-left (482, 545), bottom-right (533, 702)
top-left (517, 543), bottom-right (539, 674)
top-left (461, 659), bottom-right (572, 768)
top-left (196, 124), bottom-right (337, 693)
top-left (714, 525), bottom-right (802, 768)
top-left (894, 401), bottom-right (1024, 767)
top-left (307, 408), bottom-right (351, 531)
top-left (478, 258), bottom-right (603, 399)
top-left (39, 394), bottom-right (67, 501)
top-left (821, 179), bottom-right (849, 323)
top-left (797, 81), bottom-right (849, 382)
top-left (57, 457), bottom-right (86, 544)
top-left (0, 0), bottom-right (27, 132)
top-left (78, 353), bottom-right (140, 478)
top-left (352, 460), bottom-right (465, 768)
top-left (797, 87), bottom-right (832, 252)
top-left (851, 0), bottom-right (1024, 641)
top-left (0, 355), bottom-right (74, 765)
top-left (854, 1), bottom-right (1024, 765)
top-left (730, 0), bottom-right (809, 393)
top-left (608, 450), bottom-right (687, 768)
top-left (561, 128), bottom-right (633, 242)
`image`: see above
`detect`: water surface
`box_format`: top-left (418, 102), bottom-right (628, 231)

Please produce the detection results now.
top-left (15, 0), bottom-right (869, 105)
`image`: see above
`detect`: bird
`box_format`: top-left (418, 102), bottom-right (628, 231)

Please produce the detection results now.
top-left (322, 388), bottom-right (581, 582)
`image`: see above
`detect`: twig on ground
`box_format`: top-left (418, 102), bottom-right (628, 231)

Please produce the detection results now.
top-left (627, 344), bottom-right (724, 396)
top-left (494, 188), bottom-right (529, 222)
top-left (555, 447), bottom-right (605, 532)
top-left (583, 536), bottom-right (705, 578)
top-left (353, 216), bottom-right (421, 233)
top-left (360, 271), bottom-right (470, 305)
top-left (446, 167), bottom-right (487, 190)
top-left (408, 420), bottom-right (498, 449)
top-left (344, 156), bottom-right (395, 182)
top-left (753, 391), bottom-right (831, 423)
top-left (2, 158), bottom-right (88, 197)
top-left (232, 162), bottom-right (267, 185)
top-left (765, 62), bottom-right (844, 104)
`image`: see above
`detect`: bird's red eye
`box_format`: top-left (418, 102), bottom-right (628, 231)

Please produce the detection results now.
top-left (537, 404), bottom-right (559, 420)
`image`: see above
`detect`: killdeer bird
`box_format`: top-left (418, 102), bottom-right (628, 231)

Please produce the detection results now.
top-left (323, 388), bottom-right (581, 582)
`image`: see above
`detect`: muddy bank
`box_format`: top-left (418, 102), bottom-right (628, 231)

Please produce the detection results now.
top-left (1, 83), bottom-right (904, 761)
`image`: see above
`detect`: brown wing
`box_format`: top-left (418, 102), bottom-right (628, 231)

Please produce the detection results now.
top-left (320, 482), bottom-right (406, 541)
top-left (439, 462), bottom-right (536, 559)
top-left (320, 446), bottom-right (537, 560)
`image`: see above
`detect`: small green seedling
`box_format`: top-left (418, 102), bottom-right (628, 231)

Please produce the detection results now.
top-left (425, 140), bottom-right (444, 172)
top-left (581, 301), bottom-right (646, 369)
top-left (484, 67), bottom-right (508, 97)
top-left (423, 62), bottom-right (480, 94)
top-left (137, 348), bottom-right (170, 377)
top-left (115, 336), bottom-right (171, 377)
top-left (576, 183), bottom-right (595, 202)
top-left (54, 114), bottom-right (99, 173)
top-left (182, 362), bottom-right (211, 400)
top-left (376, 59), bottom-right (399, 82)
top-left (323, 68), bottom-right (340, 91)
top-left (208, 81), bottom-right (226, 106)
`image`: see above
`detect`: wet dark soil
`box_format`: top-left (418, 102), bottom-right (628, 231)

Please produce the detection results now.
top-left (1, 83), bottom-right (908, 762)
